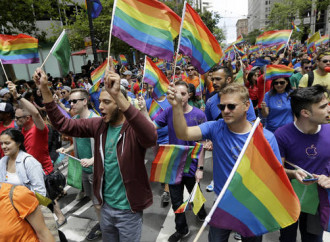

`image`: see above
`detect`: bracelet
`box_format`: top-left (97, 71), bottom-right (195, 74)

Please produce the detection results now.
top-left (197, 166), bottom-right (204, 171)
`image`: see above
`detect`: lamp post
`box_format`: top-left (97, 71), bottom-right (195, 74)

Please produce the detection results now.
top-left (86, 0), bottom-right (98, 63)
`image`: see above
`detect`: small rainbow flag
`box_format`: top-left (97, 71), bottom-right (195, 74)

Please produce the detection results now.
top-left (318, 187), bottom-right (330, 231)
top-left (195, 75), bottom-right (204, 96)
top-left (234, 45), bottom-right (245, 56)
top-left (91, 58), bottom-right (107, 85)
top-left (241, 54), bottom-right (247, 62)
top-left (0, 34), bottom-right (39, 64)
top-left (175, 53), bottom-right (184, 65)
top-left (191, 142), bottom-right (203, 159)
top-left (316, 35), bottom-right (330, 47)
top-left (209, 121), bottom-right (300, 237)
top-left (148, 99), bottom-right (163, 121)
top-left (144, 56), bottom-right (170, 99)
top-left (150, 145), bottom-right (192, 185)
top-left (89, 80), bottom-right (101, 94)
top-left (155, 59), bottom-right (165, 69)
top-left (249, 45), bottom-right (259, 54)
top-left (234, 35), bottom-right (245, 46)
top-left (265, 64), bottom-right (294, 81)
top-left (179, 3), bottom-right (223, 74)
top-left (113, 59), bottom-right (119, 66)
top-left (119, 54), bottom-right (128, 66)
top-left (175, 199), bottom-right (190, 213)
top-left (256, 30), bottom-right (292, 47)
top-left (291, 21), bottom-right (300, 32)
top-left (112, 0), bottom-right (181, 61)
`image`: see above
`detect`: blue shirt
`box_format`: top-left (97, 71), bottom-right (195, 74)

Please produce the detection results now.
top-left (205, 94), bottom-right (256, 121)
top-left (264, 91), bottom-right (294, 133)
top-left (199, 119), bottom-right (282, 195)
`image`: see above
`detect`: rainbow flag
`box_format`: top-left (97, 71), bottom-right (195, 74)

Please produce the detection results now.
top-left (91, 59), bottom-right (107, 85)
top-left (291, 21), bottom-right (300, 32)
top-left (143, 56), bottom-right (170, 99)
top-left (265, 65), bottom-right (294, 81)
top-left (179, 3), bottom-right (223, 74)
top-left (241, 54), bottom-right (247, 62)
top-left (150, 145), bottom-right (192, 184)
top-left (175, 199), bottom-right (190, 213)
top-left (195, 75), bottom-right (204, 96)
top-left (249, 45), bottom-right (259, 54)
top-left (256, 30), bottom-right (292, 47)
top-left (191, 142), bottom-right (203, 159)
top-left (316, 35), bottom-right (329, 47)
top-left (0, 34), bottom-right (39, 64)
top-left (209, 122), bottom-right (300, 237)
top-left (113, 59), bottom-right (119, 65)
top-left (175, 53), bottom-right (184, 65)
top-left (234, 35), bottom-right (245, 46)
top-left (148, 99), bottom-right (163, 121)
top-left (119, 54), bottom-right (128, 66)
top-left (155, 59), bottom-right (165, 69)
top-left (318, 187), bottom-right (330, 231)
top-left (234, 45), bottom-right (245, 56)
top-left (89, 80), bottom-right (101, 94)
top-left (112, 0), bottom-right (181, 61)
top-left (276, 43), bottom-right (286, 54)
top-left (307, 32), bottom-right (321, 55)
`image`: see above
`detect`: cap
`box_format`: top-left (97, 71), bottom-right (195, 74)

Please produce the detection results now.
top-left (0, 102), bottom-right (14, 113)
top-left (0, 88), bottom-right (9, 97)
top-left (123, 70), bottom-right (132, 76)
top-left (120, 79), bottom-right (129, 88)
top-left (63, 86), bottom-right (71, 92)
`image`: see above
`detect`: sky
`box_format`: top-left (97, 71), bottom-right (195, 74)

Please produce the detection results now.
top-left (208, 0), bottom-right (248, 44)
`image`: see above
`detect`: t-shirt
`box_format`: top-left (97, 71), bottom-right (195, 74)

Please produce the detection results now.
top-left (274, 123), bottom-right (330, 176)
top-left (245, 82), bottom-right (258, 101)
top-left (103, 124), bottom-right (130, 210)
top-left (22, 124), bottom-right (53, 175)
top-left (0, 183), bottom-right (39, 241)
top-left (205, 93), bottom-right (256, 122)
top-left (257, 74), bottom-right (272, 108)
top-left (199, 119), bottom-right (282, 195)
top-left (154, 106), bottom-right (207, 177)
top-left (0, 120), bottom-right (16, 158)
top-left (183, 76), bottom-right (200, 89)
top-left (61, 98), bottom-right (70, 109)
top-left (146, 98), bottom-right (171, 144)
top-left (264, 91), bottom-right (294, 133)
top-left (289, 72), bottom-right (303, 88)
top-left (299, 70), bottom-right (330, 88)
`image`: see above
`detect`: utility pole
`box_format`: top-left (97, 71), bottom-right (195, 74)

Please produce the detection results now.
top-left (86, 0), bottom-right (98, 63)
top-left (311, 0), bottom-right (317, 34)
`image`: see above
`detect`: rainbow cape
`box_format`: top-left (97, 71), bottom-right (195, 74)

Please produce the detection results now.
top-left (209, 122), bottom-right (300, 237)
top-left (256, 30), bottom-right (292, 47)
top-left (265, 64), bottom-right (294, 81)
top-left (112, 0), bottom-right (181, 61)
top-left (119, 54), bottom-right (128, 66)
top-left (179, 3), bottom-right (223, 74)
top-left (318, 187), bottom-right (330, 232)
top-left (148, 99), bottom-right (163, 121)
top-left (143, 56), bottom-right (170, 99)
top-left (0, 34), bottom-right (39, 64)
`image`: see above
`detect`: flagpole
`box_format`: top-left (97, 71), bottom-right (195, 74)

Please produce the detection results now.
top-left (107, 0), bottom-right (118, 68)
top-left (193, 118), bottom-right (261, 242)
top-left (40, 29), bottom-right (66, 70)
top-left (283, 30), bottom-right (293, 56)
top-left (58, 151), bottom-right (81, 162)
top-left (171, 0), bottom-right (187, 82)
top-left (0, 59), bottom-right (9, 82)
top-left (141, 56), bottom-right (147, 96)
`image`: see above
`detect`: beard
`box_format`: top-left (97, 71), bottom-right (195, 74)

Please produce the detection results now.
top-left (109, 107), bottom-right (121, 125)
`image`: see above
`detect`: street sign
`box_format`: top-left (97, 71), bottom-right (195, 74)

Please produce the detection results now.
top-left (303, 17), bottom-right (310, 24)
top-left (294, 19), bottom-right (301, 25)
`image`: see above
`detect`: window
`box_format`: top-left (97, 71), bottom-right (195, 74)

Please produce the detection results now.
top-left (265, 1), bottom-right (268, 5)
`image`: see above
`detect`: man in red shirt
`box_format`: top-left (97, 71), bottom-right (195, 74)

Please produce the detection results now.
top-left (0, 102), bottom-right (16, 158)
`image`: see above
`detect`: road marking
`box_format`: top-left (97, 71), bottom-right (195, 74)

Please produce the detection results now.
top-left (73, 201), bottom-right (93, 216)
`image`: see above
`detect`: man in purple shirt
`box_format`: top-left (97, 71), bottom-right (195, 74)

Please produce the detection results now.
top-left (274, 85), bottom-right (330, 242)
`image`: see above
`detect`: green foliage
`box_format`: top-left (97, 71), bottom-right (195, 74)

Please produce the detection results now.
top-left (245, 29), bottom-right (262, 45)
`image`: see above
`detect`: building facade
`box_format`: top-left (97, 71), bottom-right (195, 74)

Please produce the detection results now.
top-left (236, 19), bottom-right (248, 38)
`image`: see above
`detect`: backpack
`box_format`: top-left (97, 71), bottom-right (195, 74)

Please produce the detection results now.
top-left (307, 71), bottom-right (314, 87)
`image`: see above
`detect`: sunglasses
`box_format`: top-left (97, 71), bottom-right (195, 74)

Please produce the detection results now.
top-left (321, 59), bottom-right (330, 64)
top-left (217, 103), bottom-right (238, 111)
top-left (187, 69), bottom-right (195, 71)
top-left (69, 98), bottom-right (85, 105)
top-left (304, 66), bottom-right (312, 70)
top-left (211, 77), bottom-right (222, 81)
top-left (61, 91), bottom-right (67, 95)
top-left (274, 81), bottom-right (286, 86)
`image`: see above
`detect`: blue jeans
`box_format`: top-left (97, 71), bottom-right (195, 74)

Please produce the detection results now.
top-left (208, 226), bottom-right (262, 242)
top-left (100, 202), bottom-right (143, 242)
top-left (280, 212), bottom-right (323, 242)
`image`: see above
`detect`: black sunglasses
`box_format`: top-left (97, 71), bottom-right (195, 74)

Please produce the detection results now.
top-left (61, 91), bottom-right (67, 95)
top-left (304, 66), bottom-right (312, 70)
top-left (211, 77), bottom-right (222, 81)
top-left (321, 59), bottom-right (330, 64)
top-left (274, 81), bottom-right (286, 86)
top-left (218, 103), bottom-right (238, 111)
top-left (187, 69), bottom-right (195, 71)
top-left (69, 98), bottom-right (85, 105)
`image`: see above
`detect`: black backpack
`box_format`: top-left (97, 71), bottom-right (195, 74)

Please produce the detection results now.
top-left (307, 71), bottom-right (314, 87)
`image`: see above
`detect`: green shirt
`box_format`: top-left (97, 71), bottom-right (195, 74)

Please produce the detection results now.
top-left (103, 124), bottom-right (130, 210)
top-left (289, 72), bottom-right (303, 88)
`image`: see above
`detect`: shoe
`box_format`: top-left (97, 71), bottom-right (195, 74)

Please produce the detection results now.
top-left (56, 218), bottom-right (67, 228)
top-left (75, 191), bottom-right (85, 201)
top-left (197, 208), bottom-right (207, 222)
top-left (86, 223), bottom-right (102, 241)
top-left (161, 191), bottom-right (170, 207)
top-left (206, 181), bottom-right (214, 192)
top-left (168, 230), bottom-right (190, 242)
top-left (234, 232), bottom-right (242, 240)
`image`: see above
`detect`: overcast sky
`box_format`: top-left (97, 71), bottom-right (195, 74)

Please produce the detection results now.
top-left (208, 0), bottom-right (248, 44)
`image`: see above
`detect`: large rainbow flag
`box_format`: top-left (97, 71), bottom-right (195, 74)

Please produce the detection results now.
top-left (209, 122), bottom-right (300, 237)
top-left (318, 187), bottom-right (330, 232)
top-left (0, 34), bottom-right (39, 64)
top-left (112, 0), bottom-right (181, 61)
top-left (148, 99), bottom-right (163, 121)
top-left (316, 35), bottom-right (329, 47)
top-left (143, 56), bottom-right (170, 99)
top-left (179, 3), bottom-right (223, 74)
top-left (256, 30), bottom-right (292, 47)
top-left (307, 32), bottom-right (321, 54)
top-left (265, 64), bottom-right (294, 81)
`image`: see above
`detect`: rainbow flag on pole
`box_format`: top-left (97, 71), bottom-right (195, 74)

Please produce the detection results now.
top-left (191, 142), bottom-right (203, 159)
top-left (291, 21), bottom-right (300, 32)
top-left (91, 58), bottom-right (107, 84)
top-left (179, 3), bottom-right (223, 74)
top-left (209, 120), bottom-right (300, 237)
top-left (0, 34), bottom-right (39, 64)
top-left (143, 56), bottom-right (170, 99)
top-left (265, 65), bottom-right (294, 81)
top-left (148, 99), bottom-right (163, 121)
top-left (119, 54), bottom-right (128, 66)
top-left (234, 35), bottom-right (245, 46)
top-left (256, 30), bottom-right (292, 47)
top-left (112, 0), bottom-right (181, 61)
top-left (307, 32), bottom-right (321, 54)
top-left (249, 45), bottom-right (260, 54)
top-left (113, 59), bottom-right (119, 66)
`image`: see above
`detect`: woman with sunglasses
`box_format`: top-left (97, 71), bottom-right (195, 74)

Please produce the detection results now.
top-left (260, 77), bottom-right (294, 133)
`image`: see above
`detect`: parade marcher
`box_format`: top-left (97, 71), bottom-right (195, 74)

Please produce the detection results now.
top-left (290, 59), bottom-right (312, 89)
top-left (183, 65), bottom-right (200, 89)
top-left (34, 61), bottom-right (157, 242)
top-left (0, 102), bottom-right (16, 158)
top-left (274, 85), bottom-right (330, 242)
top-left (245, 70), bottom-right (259, 114)
top-left (60, 86), bottom-right (71, 109)
top-left (167, 82), bottom-right (281, 242)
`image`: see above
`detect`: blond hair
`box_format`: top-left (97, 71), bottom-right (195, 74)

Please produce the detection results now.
top-left (220, 83), bottom-right (249, 102)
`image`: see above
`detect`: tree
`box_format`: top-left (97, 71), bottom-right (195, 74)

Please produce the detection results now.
top-left (245, 29), bottom-right (262, 45)
top-left (198, 10), bottom-right (226, 43)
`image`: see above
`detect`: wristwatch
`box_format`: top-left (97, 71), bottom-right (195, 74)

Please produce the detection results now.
top-left (197, 166), bottom-right (204, 171)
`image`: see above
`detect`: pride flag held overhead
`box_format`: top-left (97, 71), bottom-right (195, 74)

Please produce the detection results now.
top-left (91, 58), bottom-right (107, 84)
top-left (119, 54), bottom-right (128, 66)
top-left (179, 3), bottom-right (223, 74)
top-left (307, 32), bottom-right (321, 54)
top-left (208, 120), bottom-right (300, 237)
top-left (112, 0), bottom-right (181, 61)
top-left (148, 99), bottom-right (163, 121)
top-left (256, 30), bottom-right (292, 47)
top-left (234, 35), bottom-right (245, 45)
top-left (265, 65), bottom-right (294, 81)
top-left (143, 56), bottom-right (170, 99)
top-left (291, 21), bottom-right (300, 32)
top-left (0, 34), bottom-right (39, 64)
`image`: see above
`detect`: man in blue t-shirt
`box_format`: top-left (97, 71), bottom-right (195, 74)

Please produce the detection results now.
top-left (274, 85), bottom-right (330, 242)
top-left (167, 82), bottom-right (281, 242)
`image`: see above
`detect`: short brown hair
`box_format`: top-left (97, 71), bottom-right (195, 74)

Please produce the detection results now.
top-left (70, 88), bottom-right (89, 99)
top-left (220, 83), bottom-right (249, 102)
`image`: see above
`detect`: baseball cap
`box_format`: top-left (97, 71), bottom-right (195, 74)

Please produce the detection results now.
top-left (123, 70), bottom-right (132, 76)
top-left (62, 86), bottom-right (71, 92)
top-left (0, 102), bottom-right (14, 113)
top-left (120, 79), bottom-right (129, 88)
top-left (0, 88), bottom-right (9, 97)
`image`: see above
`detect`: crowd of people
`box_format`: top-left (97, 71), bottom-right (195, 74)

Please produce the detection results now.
top-left (0, 43), bottom-right (329, 242)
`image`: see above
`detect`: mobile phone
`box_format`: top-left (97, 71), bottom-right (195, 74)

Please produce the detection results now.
top-left (302, 178), bottom-right (318, 182)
